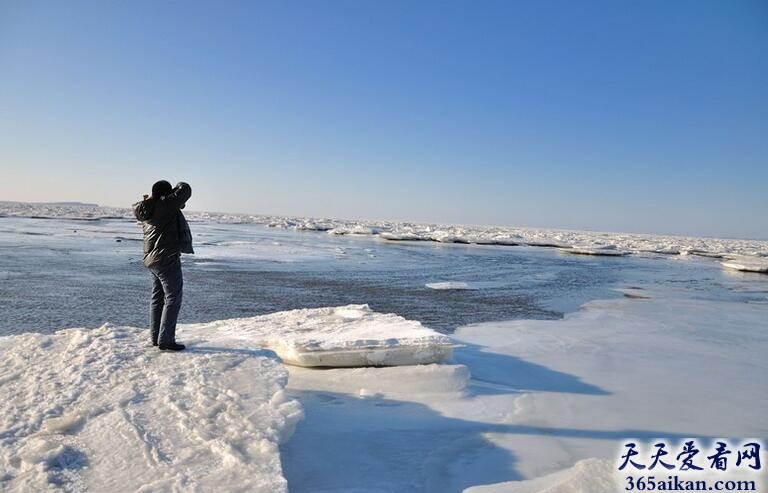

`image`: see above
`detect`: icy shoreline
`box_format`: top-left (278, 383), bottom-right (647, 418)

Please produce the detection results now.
top-left (2, 201), bottom-right (767, 265)
top-left (2, 296), bottom-right (765, 492)
top-left (0, 305), bottom-right (448, 491)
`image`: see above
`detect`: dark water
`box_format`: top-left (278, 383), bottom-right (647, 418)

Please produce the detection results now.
top-left (1, 217), bottom-right (766, 336)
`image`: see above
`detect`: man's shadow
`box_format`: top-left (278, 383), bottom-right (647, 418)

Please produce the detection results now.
top-left (280, 389), bottom-right (523, 493)
top-left (454, 342), bottom-right (610, 396)
top-left (279, 343), bottom-right (723, 492)
top-left (280, 387), bottom-right (716, 493)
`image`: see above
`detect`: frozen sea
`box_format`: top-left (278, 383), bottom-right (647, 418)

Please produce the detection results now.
top-left (1, 208), bottom-right (767, 492)
top-left (1, 216), bottom-right (766, 337)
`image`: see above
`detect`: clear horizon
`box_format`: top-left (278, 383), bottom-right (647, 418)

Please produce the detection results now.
top-left (1, 1), bottom-right (766, 239)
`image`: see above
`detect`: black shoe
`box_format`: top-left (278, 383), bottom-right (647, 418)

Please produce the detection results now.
top-left (151, 341), bottom-right (158, 347)
top-left (158, 342), bottom-right (186, 351)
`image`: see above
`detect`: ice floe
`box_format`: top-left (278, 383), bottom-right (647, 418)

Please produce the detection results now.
top-left (425, 281), bottom-right (474, 290)
top-left (379, 230), bottom-right (431, 242)
top-left (327, 225), bottom-right (380, 236)
top-left (184, 304), bottom-right (453, 368)
top-left (564, 248), bottom-right (628, 257)
top-left (721, 255), bottom-right (768, 273)
top-left (562, 244), bottom-right (629, 256)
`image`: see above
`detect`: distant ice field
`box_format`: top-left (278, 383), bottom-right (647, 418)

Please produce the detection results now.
top-left (1, 214), bottom-right (767, 337)
top-left (2, 205), bottom-right (768, 492)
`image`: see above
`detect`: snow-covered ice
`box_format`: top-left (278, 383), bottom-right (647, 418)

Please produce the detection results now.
top-left (0, 304), bottom-right (453, 491)
top-left (0, 324), bottom-right (302, 493)
top-left (184, 304), bottom-right (453, 368)
top-left (2, 203), bottom-right (768, 492)
top-left (281, 295), bottom-right (768, 492)
top-left (1, 291), bottom-right (766, 492)
top-left (448, 296), bottom-right (767, 487)
top-left (328, 225), bottom-right (380, 236)
top-left (562, 244), bottom-right (629, 256)
top-left (379, 231), bottom-right (431, 242)
top-left (721, 255), bottom-right (768, 273)
top-left (0, 304), bottom-right (447, 491)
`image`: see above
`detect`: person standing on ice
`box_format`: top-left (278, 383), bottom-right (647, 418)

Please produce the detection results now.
top-left (132, 180), bottom-right (194, 351)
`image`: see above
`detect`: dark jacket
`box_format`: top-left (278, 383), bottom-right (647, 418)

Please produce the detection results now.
top-left (132, 182), bottom-right (194, 268)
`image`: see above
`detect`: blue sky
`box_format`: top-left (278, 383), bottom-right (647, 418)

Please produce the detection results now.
top-left (1, 1), bottom-right (766, 238)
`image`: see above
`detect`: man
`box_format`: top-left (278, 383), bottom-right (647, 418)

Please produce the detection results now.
top-left (133, 180), bottom-right (194, 351)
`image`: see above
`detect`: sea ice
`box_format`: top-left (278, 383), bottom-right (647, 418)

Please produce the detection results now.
top-left (0, 324), bottom-right (302, 493)
top-left (193, 239), bottom-right (332, 263)
top-left (328, 225), bottom-right (379, 235)
top-left (721, 255), bottom-right (768, 273)
top-left (562, 244), bottom-right (629, 256)
top-left (425, 281), bottom-right (474, 290)
top-left (184, 304), bottom-right (453, 368)
top-left (281, 295), bottom-right (768, 492)
top-left (449, 296), bottom-right (768, 489)
top-left (474, 234), bottom-right (523, 246)
top-left (2, 201), bottom-right (767, 262)
top-left (378, 231), bottom-right (430, 242)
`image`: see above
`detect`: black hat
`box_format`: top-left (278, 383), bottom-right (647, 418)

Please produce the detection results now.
top-left (151, 180), bottom-right (173, 198)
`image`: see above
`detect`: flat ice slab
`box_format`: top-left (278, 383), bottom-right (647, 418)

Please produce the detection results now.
top-left (721, 256), bottom-right (768, 273)
top-left (426, 281), bottom-right (474, 290)
top-left (186, 304), bottom-right (453, 368)
top-left (562, 244), bottom-right (629, 256)
top-left (0, 325), bottom-right (302, 493)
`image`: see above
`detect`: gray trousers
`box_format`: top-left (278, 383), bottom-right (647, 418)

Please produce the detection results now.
top-left (149, 257), bottom-right (183, 345)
